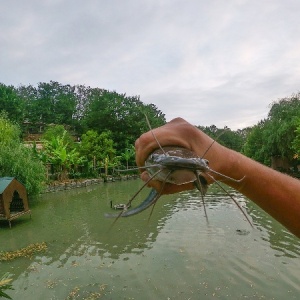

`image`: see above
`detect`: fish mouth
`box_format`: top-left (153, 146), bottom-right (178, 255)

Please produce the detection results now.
top-left (104, 188), bottom-right (159, 218)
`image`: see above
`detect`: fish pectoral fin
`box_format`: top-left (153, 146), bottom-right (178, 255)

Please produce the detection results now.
top-left (194, 174), bottom-right (208, 196)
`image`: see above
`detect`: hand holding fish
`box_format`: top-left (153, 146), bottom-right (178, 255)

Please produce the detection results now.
top-left (135, 117), bottom-right (231, 193)
top-left (135, 117), bottom-right (300, 238)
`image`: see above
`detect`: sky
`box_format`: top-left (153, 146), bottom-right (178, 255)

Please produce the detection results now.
top-left (1, 0), bottom-right (300, 130)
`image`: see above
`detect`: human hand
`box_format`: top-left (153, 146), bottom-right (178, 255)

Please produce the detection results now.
top-left (135, 117), bottom-right (224, 194)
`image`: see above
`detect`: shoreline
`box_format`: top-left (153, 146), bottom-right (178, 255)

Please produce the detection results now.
top-left (44, 174), bottom-right (139, 193)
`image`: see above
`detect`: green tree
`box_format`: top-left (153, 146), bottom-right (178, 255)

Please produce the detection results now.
top-left (81, 89), bottom-right (165, 154)
top-left (9, 82), bottom-right (166, 155)
top-left (291, 118), bottom-right (300, 158)
top-left (0, 113), bottom-right (46, 194)
top-left (16, 84), bottom-right (39, 133)
top-left (198, 125), bottom-right (245, 152)
top-left (0, 83), bottom-right (25, 123)
top-left (79, 130), bottom-right (117, 174)
top-left (17, 81), bottom-right (78, 131)
top-left (243, 93), bottom-right (300, 166)
top-left (265, 95), bottom-right (300, 159)
top-left (242, 120), bottom-right (270, 164)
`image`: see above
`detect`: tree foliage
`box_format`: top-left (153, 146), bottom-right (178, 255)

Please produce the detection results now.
top-left (17, 81), bottom-right (78, 131)
top-left (9, 82), bottom-right (166, 154)
top-left (4, 79), bottom-right (300, 180)
top-left (242, 93), bottom-right (300, 165)
top-left (197, 125), bottom-right (246, 153)
top-left (0, 114), bottom-right (46, 194)
top-left (120, 144), bottom-right (136, 169)
top-left (291, 118), bottom-right (300, 158)
top-left (41, 129), bottom-right (83, 181)
top-left (242, 120), bottom-right (270, 164)
top-left (0, 81), bottom-right (166, 181)
top-left (42, 124), bottom-right (75, 149)
top-left (81, 89), bottom-right (165, 153)
top-left (80, 130), bottom-right (116, 163)
top-left (266, 95), bottom-right (300, 158)
top-left (0, 84), bottom-right (25, 123)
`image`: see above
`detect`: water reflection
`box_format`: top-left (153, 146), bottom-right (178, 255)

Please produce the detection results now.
top-left (1, 180), bottom-right (300, 299)
top-left (1, 181), bottom-right (178, 260)
top-left (246, 199), bottom-right (300, 259)
top-left (199, 183), bottom-right (300, 259)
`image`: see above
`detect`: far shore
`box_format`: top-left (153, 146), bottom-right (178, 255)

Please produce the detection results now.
top-left (44, 174), bottom-right (139, 193)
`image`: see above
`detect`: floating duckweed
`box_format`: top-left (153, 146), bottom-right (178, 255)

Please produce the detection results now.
top-left (0, 242), bottom-right (47, 261)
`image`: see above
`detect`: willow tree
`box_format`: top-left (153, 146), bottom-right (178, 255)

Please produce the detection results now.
top-left (0, 113), bottom-right (46, 194)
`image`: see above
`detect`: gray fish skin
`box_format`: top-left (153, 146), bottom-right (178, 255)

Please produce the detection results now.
top-left (105, 146), bottom-right (208, 218)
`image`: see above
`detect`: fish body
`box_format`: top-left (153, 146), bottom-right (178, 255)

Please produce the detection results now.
top-left (145, 147), bottom-right (209, 187)
top-left (105, 146), bottom-right (209, 218)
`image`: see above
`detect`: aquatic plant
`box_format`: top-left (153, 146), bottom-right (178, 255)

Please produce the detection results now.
top-left (0, 242), bottom-right (47, 261)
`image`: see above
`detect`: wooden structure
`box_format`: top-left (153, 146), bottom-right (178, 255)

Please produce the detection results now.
top-left (0, 177), bottom-right (31, 227)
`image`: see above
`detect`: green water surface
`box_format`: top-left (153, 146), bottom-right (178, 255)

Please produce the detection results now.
top-left (1, 179), bottom-right (300, 299)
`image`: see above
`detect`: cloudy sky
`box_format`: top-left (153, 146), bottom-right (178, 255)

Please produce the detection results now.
top-left (1, 0), bottom-right (300, 129)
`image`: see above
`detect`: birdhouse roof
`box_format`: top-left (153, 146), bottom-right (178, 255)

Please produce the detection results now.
top-left (0, 177), bottom-right (16, 194)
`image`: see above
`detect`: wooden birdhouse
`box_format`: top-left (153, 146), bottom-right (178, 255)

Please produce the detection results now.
top-left (0, 177), bottom-right (31, 227)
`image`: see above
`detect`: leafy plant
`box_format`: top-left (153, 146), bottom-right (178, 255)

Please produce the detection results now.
top-left (0, 273), bottom-right (14, 300)
top-left (42, 130), bottom-right (84, 181)
top-left (120, 145), bottom-right (135, 169)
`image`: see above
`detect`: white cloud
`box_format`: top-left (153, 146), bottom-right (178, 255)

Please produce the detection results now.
top-left (1, 0), bottom-right (300, 129)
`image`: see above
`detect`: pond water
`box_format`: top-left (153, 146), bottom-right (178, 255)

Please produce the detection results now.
top-left (1, 179), bottom-right (300, 299)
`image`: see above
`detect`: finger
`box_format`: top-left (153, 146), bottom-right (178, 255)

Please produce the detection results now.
top-left (135, 130), bottom-right (190, 168)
